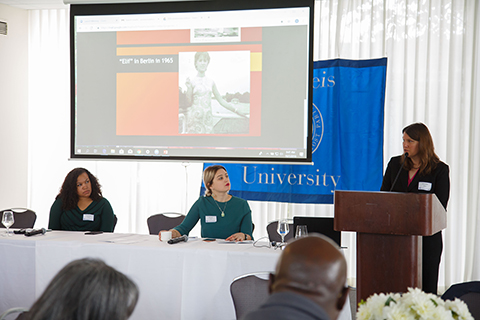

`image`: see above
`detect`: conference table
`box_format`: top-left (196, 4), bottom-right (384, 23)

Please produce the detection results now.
top-left (0, 231), bottom-right (352, 320)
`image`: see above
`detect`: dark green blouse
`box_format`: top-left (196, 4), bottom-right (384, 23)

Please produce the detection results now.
top-left (174, 195), bottom-right (253, 239)
top-left (48, 197), bottom-right (115, 232)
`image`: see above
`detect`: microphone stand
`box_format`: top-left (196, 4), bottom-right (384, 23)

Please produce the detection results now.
top-left (389, 152), bottom-right (408, 192)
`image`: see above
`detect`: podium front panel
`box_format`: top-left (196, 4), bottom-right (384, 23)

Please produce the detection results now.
top-left (356, 233), bottom-right (422, 302)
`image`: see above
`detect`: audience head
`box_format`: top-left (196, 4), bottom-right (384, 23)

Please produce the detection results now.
top-left (27, 258), bottom-right (139, 320)
top-left (269, 234), bottom-right (348, 320)
top-left (57, 168), bottom-right (102, 210)
top-left (203, 165), bottom-right (227, 196)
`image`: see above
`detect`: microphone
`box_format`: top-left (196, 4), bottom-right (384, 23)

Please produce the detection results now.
top-left (389, 152), bottom-right (408, 192)
top-left (167, 235), bottom-right (188, 244)
top-left (25, 228), bottom-right (47, 237)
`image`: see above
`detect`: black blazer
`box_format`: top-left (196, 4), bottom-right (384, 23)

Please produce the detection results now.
top-left (380, 155), bottom-right (450, 209)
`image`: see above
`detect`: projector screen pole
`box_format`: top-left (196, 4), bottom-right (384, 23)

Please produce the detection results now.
top-left (182, 162), bottom-right (190, 214)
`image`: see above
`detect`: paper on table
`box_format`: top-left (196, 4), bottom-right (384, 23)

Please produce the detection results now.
top-left (216, 240), bottom-right (254, 244)
top-left (101, 234), bottom-right (149, 244)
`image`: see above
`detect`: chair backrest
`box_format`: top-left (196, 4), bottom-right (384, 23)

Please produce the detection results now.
top-left (230, 273), bottom-right (270, 320)
top-left (147, 213), bottom-right (185, 235)
top-left (266, 220), bottom-right (294, 243)
top-left (442, 281), bottom-right (480, 319)
top-left (0, 208), bottom-right (36, 229)
top-left (459, 292), bottom-right (480, 318)
top-left (0, 307), bottom-right (29, 320)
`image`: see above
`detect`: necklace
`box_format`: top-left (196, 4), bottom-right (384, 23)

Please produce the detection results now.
top-left (213, 199), bottom-right (228, 217)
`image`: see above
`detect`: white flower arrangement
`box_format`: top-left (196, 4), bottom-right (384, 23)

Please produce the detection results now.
top-left (357, 287), bottom-right (474, 320)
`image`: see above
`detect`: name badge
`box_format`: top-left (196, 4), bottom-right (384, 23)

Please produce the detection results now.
top-left (205, 216), bottom-right (217, 223)
top-left (418, 182), bottom-right (432, 191)
top-left (83, 214), bottom-right (94, 221)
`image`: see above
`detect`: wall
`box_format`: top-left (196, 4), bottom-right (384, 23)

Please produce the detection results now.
top-left (0, 4), bottom-right (28, 209)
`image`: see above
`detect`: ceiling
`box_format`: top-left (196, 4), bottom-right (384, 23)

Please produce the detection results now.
top-left (0, 0), bottom-right (67, 9)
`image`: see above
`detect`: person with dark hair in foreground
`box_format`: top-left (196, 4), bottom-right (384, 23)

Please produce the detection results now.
top-left (242, 234), bottom-right (349, 320)
top-left (19, 258), bottom-right (138, 320)
top-left (48, 167), bottom-right (115, 232)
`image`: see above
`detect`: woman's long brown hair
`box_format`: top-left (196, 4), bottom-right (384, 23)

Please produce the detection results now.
top-left (402, 123), bottom-right (440, 175)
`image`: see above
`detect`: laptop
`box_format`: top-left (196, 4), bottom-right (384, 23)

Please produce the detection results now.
top-left (293, 216), bottom-right (341, 246)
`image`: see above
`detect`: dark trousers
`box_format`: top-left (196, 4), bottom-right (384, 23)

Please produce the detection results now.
top-left (422, 231), bottom-right (443, 295)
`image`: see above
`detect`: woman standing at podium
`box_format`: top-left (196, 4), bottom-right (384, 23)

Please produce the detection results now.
top-left (381, 123), bottom-right (450, 295)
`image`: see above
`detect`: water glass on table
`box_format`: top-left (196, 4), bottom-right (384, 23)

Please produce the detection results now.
top-left (2, 211), bottom-right (14, 237)
top-left (295, 225), bottom-right (308, 238)
top-left (276, 219), bottom-right (290, 244)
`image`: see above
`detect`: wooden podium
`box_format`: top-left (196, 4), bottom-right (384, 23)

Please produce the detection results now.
top-left (334, 191), bottom-right (446, 302)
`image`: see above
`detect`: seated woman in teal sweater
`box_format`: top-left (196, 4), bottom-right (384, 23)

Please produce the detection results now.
top-left (163, 165), bottom-right (253, 241)
top-left (48, 167), bottom-right (115, 232)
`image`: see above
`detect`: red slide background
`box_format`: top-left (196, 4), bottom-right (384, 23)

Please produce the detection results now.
top-left (117, 73), bottom-right (179, 135)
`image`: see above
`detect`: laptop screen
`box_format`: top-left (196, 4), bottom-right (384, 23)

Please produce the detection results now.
top-left (293, 216), bottom-right (341, 246)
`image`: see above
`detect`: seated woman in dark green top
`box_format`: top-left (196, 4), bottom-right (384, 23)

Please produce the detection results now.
top-left (161, 165), bottom-right (253, 241)
top-left (48, 167), bottom-right (115, 232)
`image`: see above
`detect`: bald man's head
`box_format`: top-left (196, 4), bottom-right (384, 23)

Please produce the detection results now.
top-left (269, 234), bottom-right (349, 320)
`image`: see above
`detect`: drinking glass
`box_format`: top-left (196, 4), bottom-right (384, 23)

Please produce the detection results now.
top-left (276, 219), bottom-right (290, 244)
top-left (2, 211), bottom-right (14, 237)
top-left (295, 225), bottom-right (308, 238)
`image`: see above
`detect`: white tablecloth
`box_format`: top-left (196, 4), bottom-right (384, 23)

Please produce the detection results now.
top-left (0, 231), bottom-right (352, 320)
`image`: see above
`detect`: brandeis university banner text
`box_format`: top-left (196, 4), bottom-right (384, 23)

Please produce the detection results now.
top-left (202, 58), bottom-right (387, 204)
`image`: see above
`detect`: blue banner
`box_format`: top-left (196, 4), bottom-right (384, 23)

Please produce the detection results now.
top-left (203, 58), bottom-right (387, 204)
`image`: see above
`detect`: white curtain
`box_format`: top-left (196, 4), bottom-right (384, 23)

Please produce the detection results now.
top-left (27, 0), bottom-right (480, 292)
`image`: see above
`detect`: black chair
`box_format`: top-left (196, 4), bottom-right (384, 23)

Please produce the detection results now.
top-left (0, 307), bottom-right (28, 320)
top-left (266, 220), bottom-right (294, 243)
top-left (230, 273), bottom-right (270, 319)
top-left (147, 213), bottom-right (185, 235)
top-left (442, 281), bottom-right (480, 319)
top-left (0, 208), bottom-right (36, 229)
top-left (113, 215), bottom-right (118, 232)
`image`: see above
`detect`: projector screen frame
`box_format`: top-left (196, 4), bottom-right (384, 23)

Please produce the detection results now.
top-left (69, 0), bottom-right (314, 163)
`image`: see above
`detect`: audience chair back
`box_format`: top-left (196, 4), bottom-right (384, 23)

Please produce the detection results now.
top-left (266, 220), bottom-right (294, 243)
top-left (442, 281), bottom-right (480, 319)
top-left (0, 307), bottom-right (28, 320)
top-left (230, 272), bottom-right (270, 320)
top-left (0, 208), bottom-right (36, 229)
top-left (147, 213), bottom-right (185, 235)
